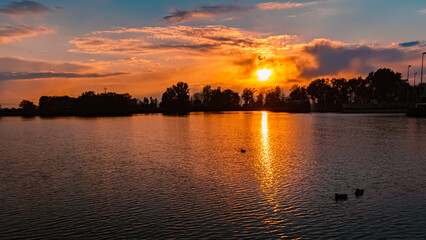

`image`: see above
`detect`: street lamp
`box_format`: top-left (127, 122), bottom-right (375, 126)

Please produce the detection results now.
top-left (422, 52), bottom-right (426, 85)
top-left (421, 52), bottom-right (426, 97)
top-left (414, 72), bottom-right (418, 86)
top-left (407, 65), bottom-right (411, 82)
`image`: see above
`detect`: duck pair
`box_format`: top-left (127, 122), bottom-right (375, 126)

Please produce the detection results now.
top-left (335, 188), bottom-right (364, 201)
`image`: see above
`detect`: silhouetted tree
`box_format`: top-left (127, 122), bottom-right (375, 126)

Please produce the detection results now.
top-left (190, 92), bottom-right (203, 110)
top-left (76, 92), bottom-right (137, 116)
top-left (209, 87), bottom-right (222, 109)
top-left (347, 77), bottom-right (373, 103)
top-left (367, 68), bottom-right (404, 103)
top-left (307, 79), bottom-right (331, 106)
top-left (289, 85), bottom-right (309, 102)
top-left (265, 86), bottom-right (283, 108)
top-left (137, 96), bottom-right (159, 113)
top-left (242, 88), bottom-right (256, 107)
top-left (38, 91), bottom-right (139, 116)
top-left (39, 96), bottom-right (76, 116)
top-left (150, 97), bottom-right (158, 108)
top-left (331, 78), bottom-right (349, 104)
top-left (19, 100), bottom-right (37, 116)
top-left (255, 93), bottom-right (264, 109)
top-left (191, 85), bottom-right (241, 111)
top-left (143, 97), bottom-right (149, 105)
top-left (201, 85), bottom-right (213, 108)
top-left (160, 82), bottom-right (190, 112)
top-left (222, 89), bottom-right (240, 108)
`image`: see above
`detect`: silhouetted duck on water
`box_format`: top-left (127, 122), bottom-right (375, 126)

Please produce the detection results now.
top-left (241, 149), bottom-right (246, 153)
top-left (335, 193), bottom-right (348, 201)
top-left (355, 188), bottom-right (364, 197)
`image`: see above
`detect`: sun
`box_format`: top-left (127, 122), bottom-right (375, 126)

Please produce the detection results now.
top-left (256, 68), bottom-right (272, 81)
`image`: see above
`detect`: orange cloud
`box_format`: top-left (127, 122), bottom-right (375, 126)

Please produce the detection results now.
top-left (162, 2), bottom-right (317, 23)
top-left (256, 1), bottom-right (317, 10)
top-left (163, 4), bottom-right (249, 23)
top-left (1, 25), bottom-right (418, 107)
top-left (0, 24), bottom-right (53, 44)
top-left (70, 25), bottom-right (297, 56)
top-left (68, 25), bottom-right (417, 90)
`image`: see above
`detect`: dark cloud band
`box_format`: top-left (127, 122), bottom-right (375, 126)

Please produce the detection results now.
top-left (0, 0), bottom-right (52, 15)
top-left (164, 4), bottom-right (250, 23)
top-left (0, 72), bottom-right (127, 81)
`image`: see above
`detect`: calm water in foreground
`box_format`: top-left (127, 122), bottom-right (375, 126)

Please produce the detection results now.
top-left (0, 112), bottom-right (425, 239)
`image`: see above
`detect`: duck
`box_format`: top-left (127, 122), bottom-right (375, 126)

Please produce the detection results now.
top-left (355, 188), bottom-right (364, 197)
top-left (241, 149), bottom-right (246, 153)
top-left (335, 193), bottom-right (348, 201)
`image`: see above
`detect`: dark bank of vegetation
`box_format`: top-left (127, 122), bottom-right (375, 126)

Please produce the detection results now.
top-left (0, 68), bottom-right (420, 117)
top-left (0, 91), bottom-right (159, 117)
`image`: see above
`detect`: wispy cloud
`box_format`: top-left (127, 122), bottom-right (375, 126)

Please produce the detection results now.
top-left (164, 4), bottom-right (250, 23)
top-left (0, 57), bottom-right (91, 72)
top-left (256, 1), bottom-right (316, 10)
top-left (69, 25), bottom-right (296, 55)
top-left (0, 57), bottom-right (130, 81)
top-left (71, 24), bottom-right (420, 83)
top-left (399, 41), bottom-right (426, 48)
top-left (0, 72), bottom-right (127, 81)
top-left (418, 9), bottom-right (426, 15)
top-left (163, 2), bottom-right (317, 23)
top-left (0, 0), bottom-right (53, 15)
top-left (0, 24), bottom-right (53, 44)
top-left (69, 25), bottom-right (417, 84)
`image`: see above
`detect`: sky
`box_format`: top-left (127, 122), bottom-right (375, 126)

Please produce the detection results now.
top-left (1, 0), bottom-right (426, 107)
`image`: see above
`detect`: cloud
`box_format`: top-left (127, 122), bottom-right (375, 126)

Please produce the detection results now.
top-left (0, 0), bottom-right (52, 15)
top-left (69, 25), bottom-right (418, 89)
top-left (0, 57), bottom-right (91, 72)
top-left (164, 4), bottom-right (250, 23)
top-left (419, 9), bottom-right (426, 15)
top-left (0, 57), bottom-right (129, 81)
top-left (256, 1), bottom-right (316, 10)
top-left (399, 41), bottom-right (426, 48)
top-left (300, 39), bottom-right (412, 78)
top-left (0, 24), bottom-right (53, 44)
top-left (0, 72), bottom-right (127, 81)
top-left (69, 25), bottom-right (296, 55)
top-left (163, 2), bottom-right (316, 23)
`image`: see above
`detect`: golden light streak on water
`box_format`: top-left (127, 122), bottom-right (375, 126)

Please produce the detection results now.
top-left (260, 111), bottom-right (272, 184)
top-left (258, 111), bottom-right (283, 229)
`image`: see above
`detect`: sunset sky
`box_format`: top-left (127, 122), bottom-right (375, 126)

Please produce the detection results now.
top-left (1, 0), bottom-right (426, 107)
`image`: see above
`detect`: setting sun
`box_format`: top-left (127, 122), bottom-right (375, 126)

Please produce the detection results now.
top-left (256, 68), bottom-right (272, 81)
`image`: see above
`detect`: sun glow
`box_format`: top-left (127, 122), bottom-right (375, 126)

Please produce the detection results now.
top-left (256, 68), bottom-right (272, 81)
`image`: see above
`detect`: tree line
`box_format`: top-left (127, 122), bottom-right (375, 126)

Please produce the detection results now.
top-left (0, 68), bottom-right (419, 117)
top-left (0, 91), bottom-right (159, 117)
top-left (158, 68), bottom-right (415, 113)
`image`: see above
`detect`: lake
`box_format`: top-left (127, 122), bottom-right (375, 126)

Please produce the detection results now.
top-left (0, 112), bottom-right (425, 239)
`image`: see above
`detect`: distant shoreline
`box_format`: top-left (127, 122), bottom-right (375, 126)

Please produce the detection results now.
top-left (0, 108), bottom-right (410, 118)
top-left (1, 67), bottom-right (422, 118)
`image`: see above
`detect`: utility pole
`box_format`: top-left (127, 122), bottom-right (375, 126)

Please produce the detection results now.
top-left (414, 72), bottom-right (418, 101)
top-left (407, 65), bottom-right (411, 82)
top-left (414, 72), bottom-right (418, 86)
top-left (421, 52), bottom-right (426, 98)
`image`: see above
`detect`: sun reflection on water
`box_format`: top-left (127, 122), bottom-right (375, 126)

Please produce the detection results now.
top-left (260, 111), bottom-right (272, 185)
top-left (258, 111), bottom-right (283, 229)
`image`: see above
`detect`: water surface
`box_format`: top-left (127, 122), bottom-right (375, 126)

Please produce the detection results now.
top-left (0, 112), bottom-right (425, 239)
